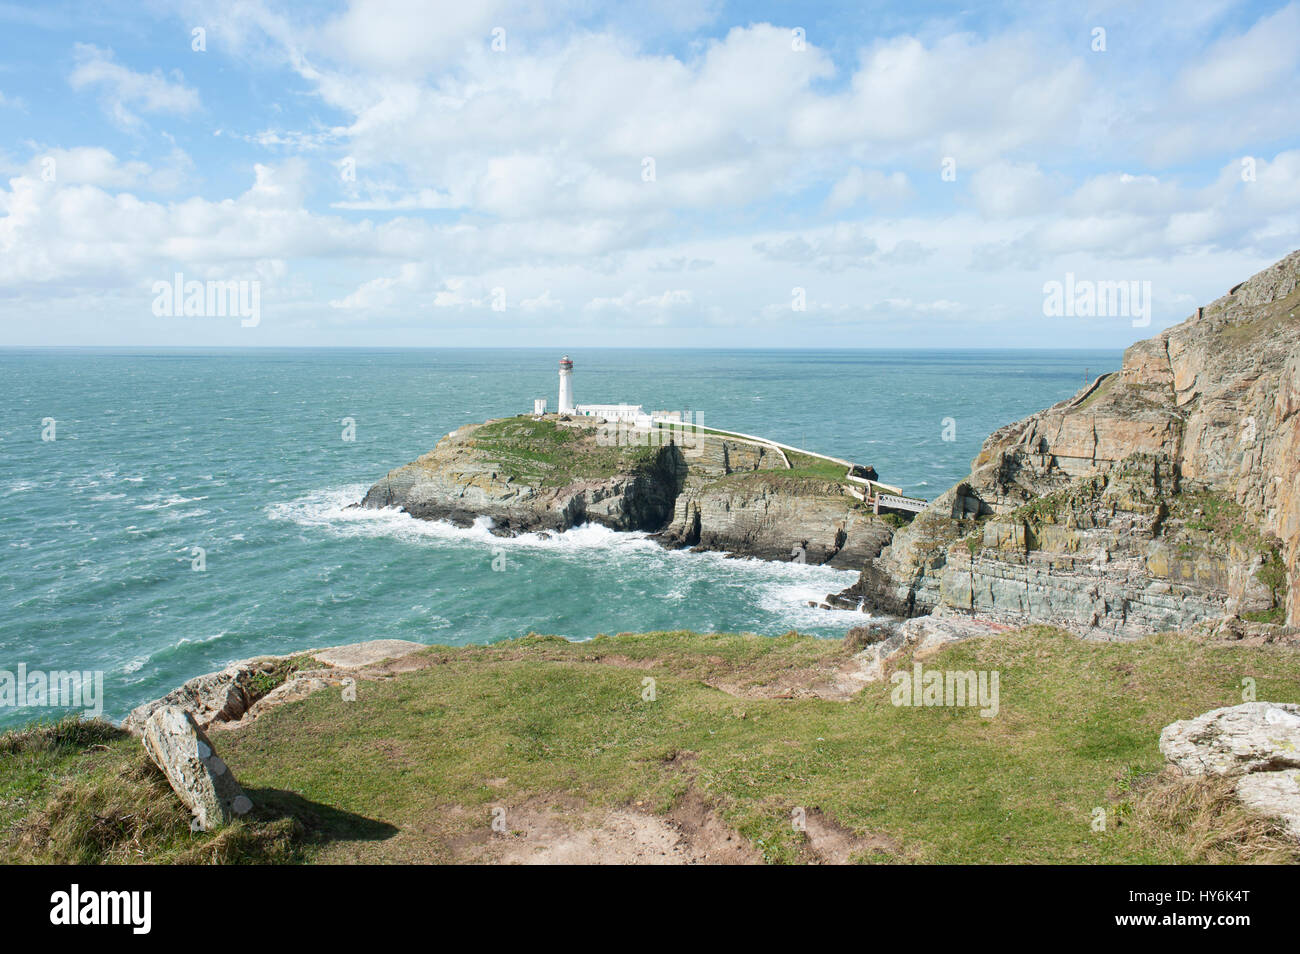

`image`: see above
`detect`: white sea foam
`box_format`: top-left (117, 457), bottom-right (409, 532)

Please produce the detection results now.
top-left (170, 631), bottom-right (229, 650)
top-left (268, 485), bottom-right (864, 628)
top-left (135, 493), bottom-right (208, 511)
top-left (2, 479), bottom-right (37, 497)
top-left (267, 485), bottom-right (665, 557)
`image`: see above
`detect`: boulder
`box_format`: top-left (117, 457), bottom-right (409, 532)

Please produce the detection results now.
top-left (141, 705), bottom-right (252, 831)
top-left (1235, 770), bottom-right (1300, 839)
top-left (1158, 702), bottom-right (1300, 776)
top-left (243, 675), bottom-right (331, 722)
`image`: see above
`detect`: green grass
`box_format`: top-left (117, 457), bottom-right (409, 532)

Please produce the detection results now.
top-left (783, 451), bottom-right (851, 481)
top-left (246, 653), bottom-right (318, 699)
top-left (5, 628), bottom-right (1298, 864)
top-left (1074, 372), bottom-right (1117, 411)
top-left (0, 716), bottom-right (305, 864)
top-left (469, 417), bottom-right (891, 506)
top-left (469, 417), bottom-right (658, 486)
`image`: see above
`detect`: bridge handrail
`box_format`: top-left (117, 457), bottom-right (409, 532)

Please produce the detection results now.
top-left (876, 492), bottom-right (928, 512)
top-left (649, 417), bottom-right (924, 507)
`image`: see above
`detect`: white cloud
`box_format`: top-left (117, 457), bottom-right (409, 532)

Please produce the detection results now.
top-left (790, 32), bottom-right (1089, 163)
top-left (584, 287), bottom-right (694, 313)
top-left (316, 0), bottom-right (509, 75)
top-left (68, 44), bottom-right (200, 128)
top-left (826, 168), bottom-right (912, 210)
top-left (1176, 3), bottom-right (1300, 104)
top-left (969, 162), bottom-right (1060, 218)
top-left (754, 225), bottom-right (879, 271)
top-left (520, 290), bottom-right (563, 311)
top-left (4, 4), bottom-right (1300, 347)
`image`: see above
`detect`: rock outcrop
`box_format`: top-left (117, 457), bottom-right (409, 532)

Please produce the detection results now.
top-left (842, 250), bottom-right (1300, 636)
top-left (123, 639), bottom-right (426, 734)
top-left (124, 656), bottom-right (291, 734)
top-left (1159, 702), bottom-right (1300, 775)
top-left (849, 610), bottom-right (1013, 682)
top-left (141, 706), bottom-right (252, 831)
top-left (361, 416), bottom-right (893, 567)
top-left (1159, 702), bottom-right (1300, 840)
top-left (1236, 770), bottom-right (1300, 839)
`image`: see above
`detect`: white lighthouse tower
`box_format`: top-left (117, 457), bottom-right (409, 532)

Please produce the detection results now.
top-left (557, 355), bottom-right (575, 414)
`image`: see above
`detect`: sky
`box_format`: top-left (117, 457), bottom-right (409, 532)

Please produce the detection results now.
top-left (0, 0), bottom-right (1298, 348)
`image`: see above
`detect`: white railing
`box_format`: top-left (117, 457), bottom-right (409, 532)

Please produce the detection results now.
top-left (647, 416), bottom-right (928, 512)
top-left (875, 493), bottom-right (928, 513)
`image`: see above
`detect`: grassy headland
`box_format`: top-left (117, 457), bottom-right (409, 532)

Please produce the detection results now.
top-left (467, 417), bottom-right (660, 487)
top-left (4, 627), bottom-right (1298, 864)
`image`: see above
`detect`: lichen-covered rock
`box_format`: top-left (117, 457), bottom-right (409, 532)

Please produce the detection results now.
top-left (844, 249), bottom-right (1300, 635)
top-left (1235, 769), bottom-right (1300, 839)
top-left (141, 705), bottom-right (252, 831)
top-left (122, 639), bottom-right (426, 734)
top-left (121, 656), bottom-right (286, 734)
top-left (1158, 702), bottom-right (1300, 776)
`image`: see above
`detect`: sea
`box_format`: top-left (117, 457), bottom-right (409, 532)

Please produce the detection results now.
top-left (0, 347), bottom-right (1122, 727)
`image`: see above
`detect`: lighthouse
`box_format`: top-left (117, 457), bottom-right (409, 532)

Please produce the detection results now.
top-left (558, 355), bottom-right (575, 413)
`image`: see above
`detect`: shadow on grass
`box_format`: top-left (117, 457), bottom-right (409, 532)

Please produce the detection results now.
top-left (244, 788), bottom-right (399, 845)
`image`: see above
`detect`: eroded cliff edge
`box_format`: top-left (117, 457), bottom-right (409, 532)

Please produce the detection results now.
top-left (839, 250), bottom-right (1300, 637)
top-left (360, 416), bottom-right (894, 568)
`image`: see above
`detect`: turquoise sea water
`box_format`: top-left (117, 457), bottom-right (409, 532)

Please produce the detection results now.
top-left (0, 348), bottom-right (1121, 727)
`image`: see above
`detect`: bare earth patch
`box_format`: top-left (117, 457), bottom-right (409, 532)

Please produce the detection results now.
top-left (705, 655), bottom-right (876, 701)
top-left (460, 790), bottom-right (761, 865)
top-left (799, 808), bottom-right (901, 863)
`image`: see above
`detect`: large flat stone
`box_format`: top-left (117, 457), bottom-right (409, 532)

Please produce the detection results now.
top-left (1235, 769), bottom-right (1300, 839)
top-left (1159, 702), bottom-right (1300, 776)
top-left (310, 639), bottom-right (426, 668)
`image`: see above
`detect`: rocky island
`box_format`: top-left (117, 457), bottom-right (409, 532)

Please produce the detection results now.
top-left (359, 415), bottom-right (905, 568)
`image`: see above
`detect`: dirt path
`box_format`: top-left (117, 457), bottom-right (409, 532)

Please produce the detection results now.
top-left (459, 790), bottom-right (761, 865)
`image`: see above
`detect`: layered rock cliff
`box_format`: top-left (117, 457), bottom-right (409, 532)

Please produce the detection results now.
top-left (841, 250), bottom-right (1300, 636)
top-left (361, 416), bottom-right (893, 567)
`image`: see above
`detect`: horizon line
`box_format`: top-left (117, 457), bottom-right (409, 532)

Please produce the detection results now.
top-left (0, 344), bottom-right (1129, 352)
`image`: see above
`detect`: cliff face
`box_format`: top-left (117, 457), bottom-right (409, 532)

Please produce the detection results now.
top-left (846, 250), bottom-right (1300, 636)
top-left (361, 416), bottom-right (892, 567)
